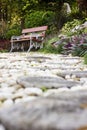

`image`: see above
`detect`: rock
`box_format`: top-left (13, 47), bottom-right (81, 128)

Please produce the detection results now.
top-left (48, 90), bottom-right (87, 103)
top-left (0, 124), bottom-right (6, 130)
top-left (51, 37), bottom-right (70, 48)
top-left (81, 21), bottom-right (87, 28)
top-left (24, 88), bottom-right (43, 96)
top-left (27, 56), bottom-right (51, 63)
top-left (57, 71), bottom-right (87, 78)
top-left (43, 88), bottom-right (70, 97)
top-left (0, 93), bottom-right (12, 101)
top-left (17, 76), bottom-right (79, 89)
top-left (2, 99), bottom-right (14, 108)
top-left (0, 83), bottom-right (9, 88)
top-left (12, 91), bottom-right (25, 100)
top-left (0, 98), bottom-right (87, 130)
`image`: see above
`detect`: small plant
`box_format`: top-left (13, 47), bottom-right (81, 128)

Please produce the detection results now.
top-left (61, 19), bottom-right (83, 36)
top-left (0, 48), bottom-right (8, 53)
top-left (40, 36), bottom-right (64, 54)
top-left (25, 11), bottom-right (55, 28)
top-left (62, 33), bottom-right (87, 56)
top-left (6, 24), bottom-right (21, 39)
top-left (41, 86), bottom-right (48, 92)
top-left (84, 53), bottom-right (87, 64)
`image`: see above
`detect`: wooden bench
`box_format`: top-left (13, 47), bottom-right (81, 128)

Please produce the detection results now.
top-left (10, 26), bottom-right (48, 52)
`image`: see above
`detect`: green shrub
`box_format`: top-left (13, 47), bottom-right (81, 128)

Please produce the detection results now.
top-left (84, 53), bottom-right (87, 64)
top-left (25, 11), bottom-right (54, 27)
top-left (0, 48), bottom-right (8, 53)
top-left (40, 36), bottom-right (63, 54)
top-left (24, 11), bottom-right (55, 34)
top-left (62, 34), bottom-right (87, 56)
top-left (6, 24), bottom-right (21, 39)
top-left (0, 21), bottom-right (8, 39)
top-left (61, 19), bottom-right (83, 36)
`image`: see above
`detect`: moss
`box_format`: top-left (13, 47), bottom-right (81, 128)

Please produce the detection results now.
top-left (41, 86), bottom-right (48, 92)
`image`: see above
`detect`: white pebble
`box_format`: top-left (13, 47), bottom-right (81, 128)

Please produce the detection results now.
top-left (2, 99), bottom-right (14, 108)
top-left (0, 124), bottom-right (6, 130)
top-left (0, 93), bottom-right (12, 101)
top-left (21, 96), bottom-right (36, 102)
top-left (71, 85), bottom-right (83, 91)
top-left (24, 88), bottom-right (43, 96)
top-left (65, 75), bottom-right (70, 79)
top-left (71, 74), bottom-right (76, 79)
top-left (15, 98), bottom-right (23, 104)
top-left (0, 83), bottom-right (9, 88)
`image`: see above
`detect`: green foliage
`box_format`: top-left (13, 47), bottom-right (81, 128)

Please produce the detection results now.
top-left (25, 11), bottom-right (55, 28)
top-left (62, 34), bottom-right (87, 56)
top-left (71, 45), bottom-right (86, 56)
top-left (5, 24), bottom-right (21, 39)
top-left (0, 14), bottom-right (21, 39)
top-left (69, 6), bottom-right (81, 19)
top-left (84, 53), bottom-right (87, 64)
top-left (0, 49), bottom-right (8, 53)
top-left (61, 19), bottom-right (83, 36)
top-left (0, 21), bottom-right (8, 39)
top-left (41, 86), bottom-right (48, 92)
top-left (42, 32), bottom-right (87, 56)
top-left (40, 36), bottom-right (63, 54)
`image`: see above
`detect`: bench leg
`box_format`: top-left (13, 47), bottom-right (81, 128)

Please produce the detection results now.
top-left (27, 44), bottom-right (34, 52)
top-left (40, 43), bottom-right (43, 49)
top-left (10, 42), bottom-right (14, 52)
top-left (21, 43), bottom-right (24, 51)
top-left (10, 42), bottom-right (25, 52)
top-left (27, 39), bottom-right (34, 52)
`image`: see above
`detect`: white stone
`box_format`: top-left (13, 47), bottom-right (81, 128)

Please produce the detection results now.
top-left (80, 78), bottom-right (87, 83)
top-left (71, 74), bottom-right (76, 79)
top-left (0, 87), bottom-right (15, 93)
top-left (2, 99), bottom-right (14, 108)
top-left (43, 89), bottom-right (58, 97)
top-left (12, 84), bottom-right (23, 90)
top-left (43, 88), bottom-right (70, 97)
top-left (65, 75), bottom-right (71, 79)
top-left (7, 80), bottom-right (17, 86)
top-left (0, 93), bottom-right (12, 101)
top-left (15, 98), bottom-right (23, 104)
top-left (0, 83), bottom-right (9, 88)
top-left (21, 96), bottom-right (37, 102)
top-left (24, 87), bottom-right (43, 96)
top-left (12, 91), bottom-right (25, 100)
top-left (0, 124), bottom-right (6, 130)
top-left (57, 88), bottom-right (70, 92)
top-left (71, 85), bottom-right (84, 91)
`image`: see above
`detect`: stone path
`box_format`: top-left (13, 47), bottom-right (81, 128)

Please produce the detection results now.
top-left (0, 52), bottom-right (87, 130)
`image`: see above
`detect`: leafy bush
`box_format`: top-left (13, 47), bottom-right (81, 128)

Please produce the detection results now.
top-left (62, 33), bottom-right (87, 56)
top-left (25, 11), bottom-right (54, 27)
top-left (84, 53), bottom-right (87, 64)
top-left (0, 48), bottom-right (8, 53)
top-left (40, 36), bottom-right (63, 54)
top-left (61, 19), bottom-right (83, 36)
top-left (0, 21), bottom-right (8, 39)
top-left (69, 6), bottom-right (83, 20)
top-left (6, 24), bottom-right (21, 39)
top-left (24, 11), bottom-right (55, 34)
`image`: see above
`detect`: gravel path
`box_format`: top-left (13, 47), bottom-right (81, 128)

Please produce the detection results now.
top-left (0, 52), bottom-right (87, 130)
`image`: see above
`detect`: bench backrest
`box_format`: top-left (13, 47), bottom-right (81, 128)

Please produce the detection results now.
top-left (22, 26), bottom-right (48, 35)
